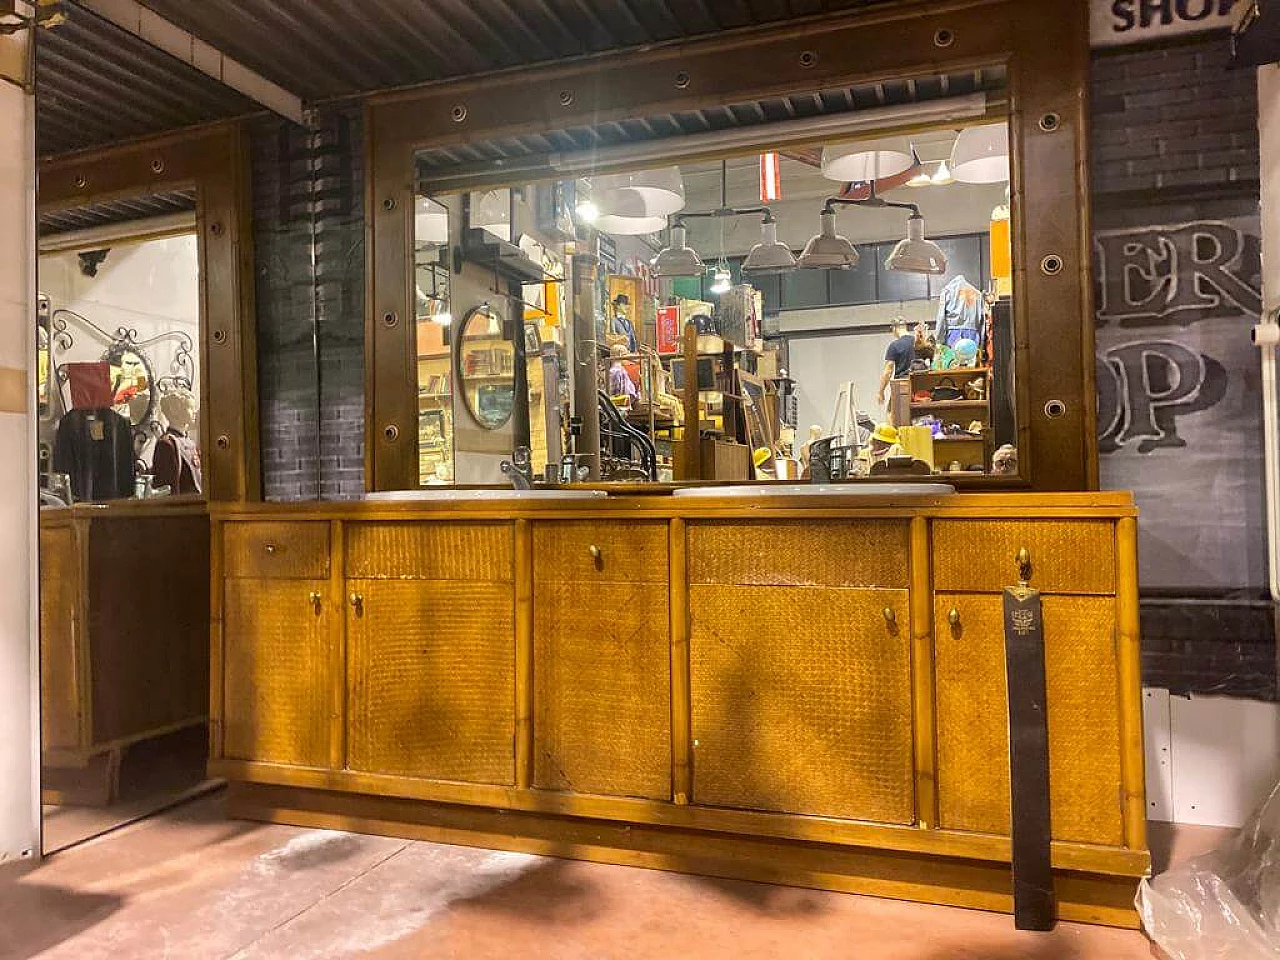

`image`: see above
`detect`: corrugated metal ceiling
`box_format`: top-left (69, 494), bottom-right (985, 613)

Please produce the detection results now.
top-left (38, 188), bottom-right (198, 236)
top-left (414, 67), bottom-right (1006, 182)
top-left (37, 0), bottom-right (913, 157)
top-left (36, 5), bottom-right (258, 158)
top-left (135, 0), bottom-right (891, 102)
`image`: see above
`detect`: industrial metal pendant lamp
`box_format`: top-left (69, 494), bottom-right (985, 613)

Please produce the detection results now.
top-left (651, 223), bottom-right (705, 277)
top-left (885, 214), bottom-right (948, 275)
top-left (796, 210), bottom-right (860, 269)
top-left (799, 185), bottom-right (948, 275)
top-left (742, 217), bottom-right (798, 274)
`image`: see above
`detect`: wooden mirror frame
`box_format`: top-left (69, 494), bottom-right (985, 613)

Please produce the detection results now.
top-left (366, 0), bottom-right (1096, 492)
top-left (39, 124), bottom-right (260, 502)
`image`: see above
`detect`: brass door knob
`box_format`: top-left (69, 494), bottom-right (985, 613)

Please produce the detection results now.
top-left (883, 607), bottom-right (896, 625)
top-left (948, 608), bottom-right (961, 627)
top-left (588, 545), bottom-right (602, 562)
top-left (308, 591), bottom-right (322, 615)
top-left (264, 543), bottom-right (277, 554)
top-left (349, 593), bottom-right (364, 614)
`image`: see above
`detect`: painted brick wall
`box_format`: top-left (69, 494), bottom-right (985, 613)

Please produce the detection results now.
top-left (1091, 36), bottom-right (1259, 197)
top-left (1091, 34), bottom-right (1274, 701)
top-left (250, 107), bottom-right (365, 501)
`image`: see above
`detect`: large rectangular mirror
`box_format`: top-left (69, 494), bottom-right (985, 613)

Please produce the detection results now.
top-left (36, 196), bottom-right (213, 854)
top-left (411, 74), bottom-right (1018, 486)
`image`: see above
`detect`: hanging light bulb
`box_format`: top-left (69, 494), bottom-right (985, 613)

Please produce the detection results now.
top-left (710, 265), bottom-right (733, 295)
top-left (931, 160), bottom-right (954, 186)
top-left (906, 168), bottom-right (934, 188)
top-left (575, 199), bottom-right (601, 224)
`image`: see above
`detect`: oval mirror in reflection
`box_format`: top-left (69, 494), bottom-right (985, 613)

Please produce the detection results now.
top-left (105, 343), bottom-right (155, 427)
top-left (457, 303), bottom-right (515, 430)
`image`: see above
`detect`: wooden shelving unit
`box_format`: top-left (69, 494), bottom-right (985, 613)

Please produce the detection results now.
top-left (907, 366), bottom-right (992, 473)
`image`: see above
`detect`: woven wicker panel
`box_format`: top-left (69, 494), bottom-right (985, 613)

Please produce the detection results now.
top-left (223, 579), bottom-right (332, 767)
top-left (935, 594), bottom-right (1124, 845)
top-left (690, 585), bottom-right (914, 823)
top-left (533, 520), bottom-right (669, 583)
top-left (225, 522), bottom-right (330, 579)
top-left (533, 580), bottom-right (671, 798)
top-left (348, 579), bottom-right (515, 784)
top-left (933, 521), bottom-right (1115, 595)
top-left (39, 527), bottom-right (80, 751)
top-left (689, 521), bottom-right (910, 588)
top-left (346, 522), bottom-right (513, 581)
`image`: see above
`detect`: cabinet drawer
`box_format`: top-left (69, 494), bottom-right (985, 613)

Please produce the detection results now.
top-left (224, 522), bottom-right (330, 579)
top-left (689, 520), bottom-right (909, 587)
top-left (932, 520), bottom-right (1115, 595)
top-left (346, 522), bottom-right (513, 581)
top-left (533, 520), bottom-right (668, 583)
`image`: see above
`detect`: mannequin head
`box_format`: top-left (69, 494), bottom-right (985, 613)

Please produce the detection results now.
top-left (610, 343), bottom-right (629, 363)
top-left (160, 388), bottom-right (198, 434)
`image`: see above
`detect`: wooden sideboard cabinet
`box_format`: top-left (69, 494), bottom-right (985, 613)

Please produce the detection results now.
top-left (211, 493), bottom-right (1146, 928)
top-left (41, 502), bottom-right (209, 805)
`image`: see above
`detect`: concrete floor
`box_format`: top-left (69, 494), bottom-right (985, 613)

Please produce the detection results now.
top-left (1, 790), bottom-right (1227, 960)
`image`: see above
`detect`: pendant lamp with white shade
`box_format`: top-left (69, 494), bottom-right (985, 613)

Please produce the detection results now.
top-left (594, 166), bottom-right (686, 218)
top-left (415, 196), bottom-right (449, 246)
top-left (821, 137), bottom-right (914, 183)
top-left (949, 123), bottom-right (1010, 184)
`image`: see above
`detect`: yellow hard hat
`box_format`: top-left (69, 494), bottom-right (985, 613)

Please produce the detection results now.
top-left (871, 423), bottom-right (899, 445)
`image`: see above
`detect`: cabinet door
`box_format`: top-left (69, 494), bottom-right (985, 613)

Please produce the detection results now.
top-left (347, 579), bottom-right (515, 784)
top-left (40, 526), bottom-right (82, 752)
top-left (223, 579), bottom-right (335, 768)
top-left (533, 580), bottom-right (671, 799)
top-left (690, 585), bottom-right (914, 823)
top-left (532, 520), bottom-right (672, 799)
top-left (934, 594), bottom-right (1124, 845)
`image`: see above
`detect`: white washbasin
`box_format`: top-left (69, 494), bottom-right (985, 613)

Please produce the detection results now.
top-left (364, 488), bottom-right (607, 502)
top-left (672, 482), bottom-right (955, 498)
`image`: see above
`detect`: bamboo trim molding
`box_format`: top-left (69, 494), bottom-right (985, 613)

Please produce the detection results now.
top-left (365, 0), bottom-right (1095, 493)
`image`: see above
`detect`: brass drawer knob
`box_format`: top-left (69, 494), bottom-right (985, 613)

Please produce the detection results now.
top-left (882, 607), bottom-right (896, 625)
top-left (1017, 546), bottom-right (1031, 580)
top-left (308, 591), bottom-right (322, 615)
top-left (948, 608), bottom-right (961, 627)
top-left (588, 544), bottom-right (602, 562)
top-left (349, 593), bottom-right (364, 614)
top-left (264, 543), bottom-right (277, 554)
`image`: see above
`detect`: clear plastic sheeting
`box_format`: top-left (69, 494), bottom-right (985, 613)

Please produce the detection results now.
top-left (1139, 780), bottom-right (1280, 959)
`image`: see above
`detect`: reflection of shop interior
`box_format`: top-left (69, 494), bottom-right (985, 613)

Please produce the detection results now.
top-left (414, 116), bottom-right (1015, 484)
top-left (36, 211), bottom-right (213, 852)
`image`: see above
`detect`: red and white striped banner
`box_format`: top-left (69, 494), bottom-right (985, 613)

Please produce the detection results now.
top-left (759, 152), bottom-right (781, 203)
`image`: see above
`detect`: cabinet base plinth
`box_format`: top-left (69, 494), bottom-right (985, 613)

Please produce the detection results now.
top-left (226, 781), bottom-right (1141, 929)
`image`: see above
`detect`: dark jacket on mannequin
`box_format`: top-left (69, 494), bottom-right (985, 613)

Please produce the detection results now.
top-left (53, 408), bottom-right (136, 501)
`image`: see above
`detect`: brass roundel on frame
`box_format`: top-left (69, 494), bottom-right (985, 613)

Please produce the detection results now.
top-left (1038, 112), bottom-right (1062, 133)
top-left (674, 71), bottom-right (690, 89)
top-left (1043, 399), bottom-right (1067, 420)
top-left (383, 424), bottom-right (400, 442)
top-left (382, 311), bottom-right (398, 329)
top-left (1040, 254), bottom-right (1064, 276)
top-left (216, 435), bottom-right (230, 450)
top-left (799, 50), bottom-right (818, 68)
top-left (150, 158), bottom-right (165, 174)
top-left (211, 329), bottom-right (227, 345)
top-left (934, 28), bottom-right (955, 48)
top-left (451, 104), bottom-right (467, 123)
